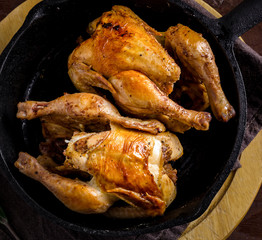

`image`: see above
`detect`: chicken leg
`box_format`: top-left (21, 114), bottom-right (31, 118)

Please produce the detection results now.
top-left (17, 93), bottom-right (165, 137)
top-left (165, 24), bottom-right (235, 122)
top-left (108, 70), bottom-right (212, 132)
top-left (15, 152), bottom-right (116, 214)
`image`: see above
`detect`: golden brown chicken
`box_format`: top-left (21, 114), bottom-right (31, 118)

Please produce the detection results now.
top-left (68, 5), bottom-right (181, 95)
top-left (108, 70), bottom-right (211, 132)
top-left (16, 93), bottom-right (166, 138)
top-left (165, 24), bottom-right (235, 122)
top-left (15, 124), bottom-right (183, 217)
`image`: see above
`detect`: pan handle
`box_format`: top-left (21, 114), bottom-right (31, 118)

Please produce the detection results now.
top-left (218, 0), bottom-right (262, 41)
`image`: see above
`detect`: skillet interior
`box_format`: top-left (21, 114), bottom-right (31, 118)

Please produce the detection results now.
top-left (0, 0), bottom-right (245, 236)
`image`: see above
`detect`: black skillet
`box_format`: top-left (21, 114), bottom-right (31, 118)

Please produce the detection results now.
top-left (0, 0), bottom-right (261, 237)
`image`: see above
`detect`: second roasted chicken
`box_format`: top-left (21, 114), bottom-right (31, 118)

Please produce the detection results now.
top-left (15, 124), bottom-right (183, 217)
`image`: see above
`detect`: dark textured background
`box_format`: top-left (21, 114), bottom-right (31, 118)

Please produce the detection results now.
top-left (0, 0), bottom-right (261, 239)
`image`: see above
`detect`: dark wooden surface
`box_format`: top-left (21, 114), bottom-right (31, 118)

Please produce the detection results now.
top-left (0, 0), bottom-right (261, 239)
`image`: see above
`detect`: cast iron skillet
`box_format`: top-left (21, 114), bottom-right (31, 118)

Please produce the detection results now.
top-left (0, 0), bottom-right (261, 236)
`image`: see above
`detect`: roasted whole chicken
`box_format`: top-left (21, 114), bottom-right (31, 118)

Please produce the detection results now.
top-left (67, 5), bottom-right (215, 132)
top-left (165, 24), bottom-right (235, 122)
top-left (15, 124), bottom-right (183, 217)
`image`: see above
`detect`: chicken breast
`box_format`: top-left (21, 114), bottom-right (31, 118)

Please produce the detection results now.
top-left (68, 5), bottom-right (181, 95)
top-left (64, 123), bottom-right (182, 216)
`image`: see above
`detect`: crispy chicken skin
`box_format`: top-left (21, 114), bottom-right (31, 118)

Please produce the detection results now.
top-left (16, 93), bottom-right (165, 137)
top-left (68, 5), bottom-right (181, 95)
top-left (108, 70), bottom-right (211, 132)
top-left (15, 152), bottom-right (116, 214)
top-left (64, 123), bottom-right (182, 217)
top-left (165, 24), bottom-right (235, 122)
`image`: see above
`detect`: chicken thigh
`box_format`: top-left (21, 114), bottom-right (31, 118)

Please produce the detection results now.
top-left (165, 24), bottom-right (235, 122)
top-left (16, 93), bottom-right (165, 137)
top-left (108, 70), bottom-right (211, 132)
top-left (68, 5), bottom-right (181, 95)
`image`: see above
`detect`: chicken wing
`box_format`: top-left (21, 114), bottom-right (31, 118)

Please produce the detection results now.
top-left (17, 93), bottom-right (165, 137)
top-left (108, 70), bottom-right (211, 132)
top-left (64, 123), bottom-right (182, 217)
top-left (165, 24), bottom-right (235, 122)
top-left (68, 5), bottom-right (181, 95)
